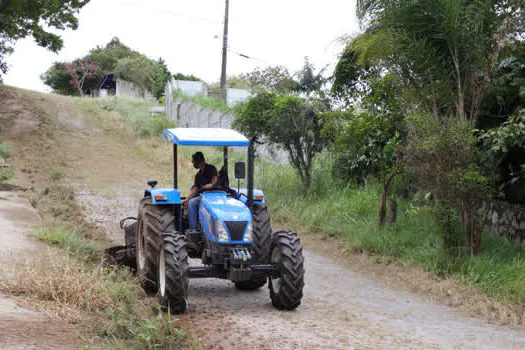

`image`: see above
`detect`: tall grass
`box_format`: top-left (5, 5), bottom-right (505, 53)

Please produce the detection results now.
top-left (257, 157), bottom-right (525, 304)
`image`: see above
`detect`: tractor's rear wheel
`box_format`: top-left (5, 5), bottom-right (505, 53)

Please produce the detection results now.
top-left (136, 198), bottom-right (175, 294)
top-left (269, 230), bottom-right (305, 310)
top-left (159, 232), bottom-right (189, 313)
top-left (235, 205), bottom-right (272, 291)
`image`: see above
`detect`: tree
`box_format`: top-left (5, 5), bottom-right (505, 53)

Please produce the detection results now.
top-left (0, 0), bottom-right (90, 77)
top-left (296, 57), bottom-right (325, 97)
top-left (64, 58), bottom-right (101, 96)
top-left (41, 62), bottom-right (78, 95)
top-left (353, 0), bottom-right (524, 125)
top-left (234, 92), bottom-right (328, 188)
top-left (241, 66), bottom-right (298, 93)
top-left (173, 72), bottom-right (201, 81)
top-left (152, 58), bottom-right (171, 100)
top-left (114, 55), bottom-right (160, 93)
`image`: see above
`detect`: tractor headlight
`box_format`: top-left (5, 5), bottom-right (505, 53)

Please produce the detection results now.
top-left (215, 219), bottom-right (229, 242)
top-left (244, 222), bottom-right (253, 242)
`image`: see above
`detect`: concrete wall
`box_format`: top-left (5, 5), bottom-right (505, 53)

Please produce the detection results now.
top-left (116, 79), bottom-right (156, 103)
top-left (164, 79), bottom-right (288, 164)
top-left (482, 201), bottom-right (525, 244)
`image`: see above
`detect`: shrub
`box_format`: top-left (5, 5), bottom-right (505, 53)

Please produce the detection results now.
top-left (133, 114), bottom-right (175, 137)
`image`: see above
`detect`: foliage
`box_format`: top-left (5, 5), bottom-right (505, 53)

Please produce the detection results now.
top-left (234, 92), bottom-right (329, 187)
top-left (479, 109), bottom-right (525, 200)
top-left (151, 58), bottom-right (172, 100)
top-left (296, 57), bottom-right (325, 97)
top-left (241, 65), bottom-right (298, 93)
top-left (41, 62), bottom-right (79, 95)
top-left (258, 158), bottom-right (525, 307)
top-left (114, 55), bottom-right (161, 93)
top-left (43, 37), bottom-right (169, 100)
top-left (133, 115), bottom-right (175, 138)
top-left (352, 0), bottom-right (524, 124)
top-left (64, 58), bottom-right (101, 96)
top-left (479, 42), bottom-right (525, 123)
top-left (0, 136), bottom-right (11, 158)
top-left (328, 74), bottom-right (405, 183)
top-left (405, 114), bottom-right (491, 254)
top-left (173, 72), bottom-right (201, 81)
top-left (0, 0), bottom-right (90, 77)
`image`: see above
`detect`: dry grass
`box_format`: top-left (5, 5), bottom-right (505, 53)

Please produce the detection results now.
top-left (1, 250), bottom-right (115, 313)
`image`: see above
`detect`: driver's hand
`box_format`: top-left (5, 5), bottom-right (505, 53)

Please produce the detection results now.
top-left (183, 198), bottom-right (189, 205)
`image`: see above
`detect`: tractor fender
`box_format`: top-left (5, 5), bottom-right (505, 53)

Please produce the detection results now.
top-left (144, 188), bottom-right (182, 205)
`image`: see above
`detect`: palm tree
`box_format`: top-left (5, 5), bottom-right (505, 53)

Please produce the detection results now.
top-left (353, 0), bottom-right (524, 125)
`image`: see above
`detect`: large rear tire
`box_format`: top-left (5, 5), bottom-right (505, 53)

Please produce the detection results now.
top-left (235, 205), bottom-right (272, 291)
top-left (136, 198), bottom-right (175, 294)
top-left (159, 232), bottom-right (189, 314)
top-left (269, 230), bottom-right (305, 310)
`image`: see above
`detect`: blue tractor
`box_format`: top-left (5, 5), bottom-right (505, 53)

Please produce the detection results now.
top-left (124, 128), bottom-right (305, 313)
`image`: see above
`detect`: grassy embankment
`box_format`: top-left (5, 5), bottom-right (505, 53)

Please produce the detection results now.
top-left (0, 88), bottom-right (191, 349)
top-left (88, 96), bottom-right (525, 308)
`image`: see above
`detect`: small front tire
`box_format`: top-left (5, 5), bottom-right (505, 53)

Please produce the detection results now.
top-left (269, 230), bottom-right (305, 310)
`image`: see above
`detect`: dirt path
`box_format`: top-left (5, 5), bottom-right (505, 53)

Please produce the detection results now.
top-left (0, 190), bottom-right (82, 349)
top-left (3, 87), bottom-right (525, 349)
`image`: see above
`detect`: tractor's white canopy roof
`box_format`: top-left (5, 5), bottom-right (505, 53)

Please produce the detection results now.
top-left (164, 128), bottom-right (250, 147)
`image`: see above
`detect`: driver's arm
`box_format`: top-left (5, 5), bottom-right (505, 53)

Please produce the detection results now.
top-left (201, 176), bottom-right (218, 190)
top-left (185, 186), bottom-right (199, 201)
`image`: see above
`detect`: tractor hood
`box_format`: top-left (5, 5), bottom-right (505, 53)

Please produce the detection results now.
top-left (200, 192), bottom-right (252, 222)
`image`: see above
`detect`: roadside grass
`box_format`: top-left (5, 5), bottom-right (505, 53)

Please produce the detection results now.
top-left (76, 96), bottom-right (525, 307)
top-left (27, 177), bottom-right (191, 348)
top-left (258, 160), bottom-right (525, 306)
top-left (0, 136), bottom-right (11, 158)
top-left (0, 168), bottom-right (13, 181)
top-left (5, 94), bottom-right (193, 349)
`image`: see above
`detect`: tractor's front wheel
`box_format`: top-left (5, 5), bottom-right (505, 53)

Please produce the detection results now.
top-left (269, 230), bottom-right (305, 310)
top-left (159, 232), bottom-right (189, 314)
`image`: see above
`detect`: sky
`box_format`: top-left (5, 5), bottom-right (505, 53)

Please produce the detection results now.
top-left (3, 0), bottom-right (360, 92)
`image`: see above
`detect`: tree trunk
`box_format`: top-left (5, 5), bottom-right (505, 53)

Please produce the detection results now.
top-left (387, 197), bottom-right (397, 225)
top-left (379, 184), bottom-right (388, 227)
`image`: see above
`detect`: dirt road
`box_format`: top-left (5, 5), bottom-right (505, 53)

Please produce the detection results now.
top-left (2, 87), bottom-right (525, 349)
top-left (0, 190), bottom-right (82, 349)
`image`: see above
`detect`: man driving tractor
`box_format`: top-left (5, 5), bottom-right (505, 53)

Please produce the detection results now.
top-left (183, 151), bottom-right (218, 232)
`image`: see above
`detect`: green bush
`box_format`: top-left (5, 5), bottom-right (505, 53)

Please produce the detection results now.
top-left (257, 156), bottom-right (525, 304)
top-left (133, 114), bottom-right (175, 137)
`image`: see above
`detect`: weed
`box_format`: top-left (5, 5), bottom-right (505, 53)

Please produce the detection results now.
top-left (258, 158), bottom-right (525, 305)
top-left (35, 227), bottom-right (102, 262)
top-left (0, 168), bottom-right (13, 181)
top-left (134, 114), bottom-right (175, 137)
top-left (0, 136), bottom-right (11, 158)
top-left (51, 168), bottom-right (63, 181)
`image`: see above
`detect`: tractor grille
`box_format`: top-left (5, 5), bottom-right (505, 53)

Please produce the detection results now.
top-left (225, 221), bottom-right (247, 241)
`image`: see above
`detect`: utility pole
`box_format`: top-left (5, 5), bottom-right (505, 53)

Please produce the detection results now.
top-left (220, 0), bottom-right (229, 101)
